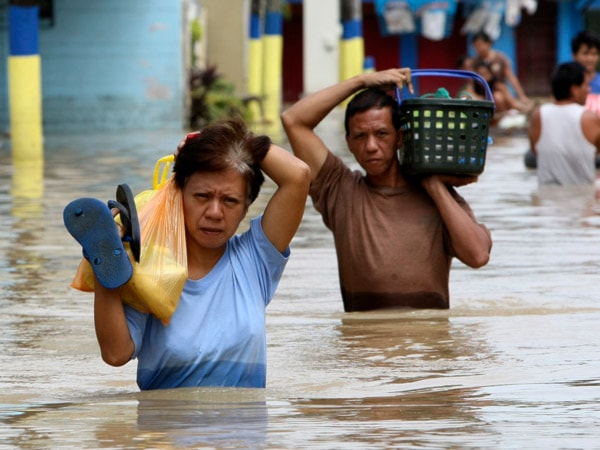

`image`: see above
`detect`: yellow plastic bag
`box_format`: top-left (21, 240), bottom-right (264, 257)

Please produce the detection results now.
top-left (71, 170), bottom-right (187, 325)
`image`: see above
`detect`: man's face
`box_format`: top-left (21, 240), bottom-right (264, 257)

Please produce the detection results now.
top-left (573, 72), bottom-right (592, 105)
top-left (345, 107), bottom-right (402, 178)
top-left (573, 44), bottom-right (599, 74)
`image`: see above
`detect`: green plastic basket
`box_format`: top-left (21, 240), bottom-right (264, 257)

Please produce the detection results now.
top-left (397, 69), bottom-right (495, 177)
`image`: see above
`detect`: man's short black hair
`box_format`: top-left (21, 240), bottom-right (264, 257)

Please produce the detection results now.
top-left (472, 31), bottom-right (493, 44)
top-left (571, 30), bottom-right (600, 54)
top-left (551, 61), bottom-right (586, 101)
top-left (344, 88), bottom-right (401, 135)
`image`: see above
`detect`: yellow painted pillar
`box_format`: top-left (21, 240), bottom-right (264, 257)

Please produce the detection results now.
top-left (261, 0), bottom-right (283, 137)
top-left (339, 0), bottom-right (364, 106)
top-left (9, 56), bottom-right (43, 165)
top-left (8, 2), bottom-right (44, 201)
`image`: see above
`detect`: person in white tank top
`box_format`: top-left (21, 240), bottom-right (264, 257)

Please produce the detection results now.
top-left (529, 61), bottom-right (600, 186)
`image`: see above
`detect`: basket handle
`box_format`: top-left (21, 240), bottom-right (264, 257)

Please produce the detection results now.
top-left (396, 69), bottom-right (495, 106)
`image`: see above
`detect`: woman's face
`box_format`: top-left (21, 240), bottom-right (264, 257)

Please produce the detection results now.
top-left (473, 38), bottom-right (491, 58)
top-left (182, 169), bottom-right (248, 254)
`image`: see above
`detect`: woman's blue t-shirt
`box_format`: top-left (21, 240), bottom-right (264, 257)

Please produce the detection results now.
top-left (125, 215), bottom-right (289, 390)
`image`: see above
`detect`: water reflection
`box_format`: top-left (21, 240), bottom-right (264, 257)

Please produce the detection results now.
top-left (285, 389), bottom-right (488, 449)
top-left (1, 389), bottom-right (268, 449)
top-left (5, 214), bottom-right (46, 287)
top-left (11, 160), bottom-right (44, 200)
top-left (531, 184), bottom-right (600, 233)
top-left (134, 389), bottom-right (267, 448)
top-left (279, 315), bottom-right (491, 447)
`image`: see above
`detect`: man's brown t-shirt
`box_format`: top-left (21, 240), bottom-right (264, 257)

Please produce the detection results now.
top-left (310, 153), bottom-right (474, 312)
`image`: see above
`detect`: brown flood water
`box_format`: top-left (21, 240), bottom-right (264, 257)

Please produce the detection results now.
top-left (1, 118), bottom-right (600, 449)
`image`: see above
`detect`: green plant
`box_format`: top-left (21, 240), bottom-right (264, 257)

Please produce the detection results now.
top-left (190, 18), bottom-right (202, 68)
top-left (188, 65), bottom-right (249, 128)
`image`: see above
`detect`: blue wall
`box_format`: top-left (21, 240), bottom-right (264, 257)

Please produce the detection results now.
top-left (0, 0), bottom-right (184, 133)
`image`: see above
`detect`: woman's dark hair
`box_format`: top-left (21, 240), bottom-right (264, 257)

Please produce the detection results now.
top-left (473, 60), bottom-right (496, 95)
top-left (551, 61), bottom-right (586, 101)
top-left (344, 88), bottom-right (401, 135)
top-left (174, 118), bottom-right (270, 205)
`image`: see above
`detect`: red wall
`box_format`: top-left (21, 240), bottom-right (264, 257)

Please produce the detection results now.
top-left (362, 4), bottom-right (401, 71)
top-left (282, 4), bottom-right (304, 103)
top-left (515, 2), bottom-right (556, 96)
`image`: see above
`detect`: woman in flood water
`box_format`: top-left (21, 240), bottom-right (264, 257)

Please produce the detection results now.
top-left (67, 118), bottom-right (310, 390)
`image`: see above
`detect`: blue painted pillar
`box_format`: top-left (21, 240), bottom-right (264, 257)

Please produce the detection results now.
top-left (494, 22), bottom-right (517, 73)
top-left (364, 55), bottom-right (375, 72)
top-left (8, 1), bottom-right (44, 200)
top-left (399, 33), bottom-right (418, 94)
top-left (247, 0), bottom-right (264, 123)
top-left (399, 33), bottom-right (418, 69)
top-left (557, 2), bottom-right (584, 63)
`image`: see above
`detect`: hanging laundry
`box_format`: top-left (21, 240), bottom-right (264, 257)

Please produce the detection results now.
top-left (386, 1), bottom-right (416, 34)
top-left (422, 9), bottom-right (447, 40)
top-left (460, 0), bottom-right (504, 41)
top-left (462, 0), bottom-right (538, 37)
top-left (374, 0), bottom-right (415, 35)
top-left (522, 0), bottom-right (537, 15)
top-left (411, 0), bottom-right (458, 40)
top-left (461, 4), bottom-right (489, 35)
top-left (483, 7), bottom-right (503, 41)
top-left (506, 0), bottom-right (538, 27)
top-left (374, 0), bottom-right (458, 39)
top-left (505, 0), bottom-right (521, 26)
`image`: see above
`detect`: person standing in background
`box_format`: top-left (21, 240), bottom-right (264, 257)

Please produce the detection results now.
top-left (529, 62), bottom-right (600, 187)
top-left (472, 31), bottom-right (533, 114)
top-left (571, 30), bottom-right (600, 115)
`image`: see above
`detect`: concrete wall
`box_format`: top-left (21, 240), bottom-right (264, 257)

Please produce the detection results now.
top-left (303, 0), bottom-right (340, 95)
top-left (0, 0), bottom-right (185, 133)
top-left (201, 0), bottom-right (247, 96)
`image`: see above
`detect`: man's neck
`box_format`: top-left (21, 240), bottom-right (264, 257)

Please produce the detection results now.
top-left (366, 168), bottom-right (408, 188)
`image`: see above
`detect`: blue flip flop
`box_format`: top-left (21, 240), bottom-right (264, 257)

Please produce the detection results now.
top-left (63, 197), bottom-right (133, 289)
top-left (107, 184), bottom-right (141, 262)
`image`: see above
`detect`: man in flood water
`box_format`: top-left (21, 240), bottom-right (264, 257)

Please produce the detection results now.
top-left (571, 30), bottom-right (600, 115)
top-left (281, 68), bottom-right (492, 312)
top-left (529, 61), bottom-right (600, 187)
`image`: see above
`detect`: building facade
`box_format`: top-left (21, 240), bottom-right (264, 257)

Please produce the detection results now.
top-left (2, 0), bottom-right (600, 134)
top-left (282, 0), bottom-right (600, 103)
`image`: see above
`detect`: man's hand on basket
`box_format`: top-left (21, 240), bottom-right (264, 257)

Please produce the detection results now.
top-left (363, 68), bottom-right (413, 95)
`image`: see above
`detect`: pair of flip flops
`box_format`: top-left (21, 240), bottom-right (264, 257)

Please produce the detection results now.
top-left (63, 184), bottom-right (141, 289)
